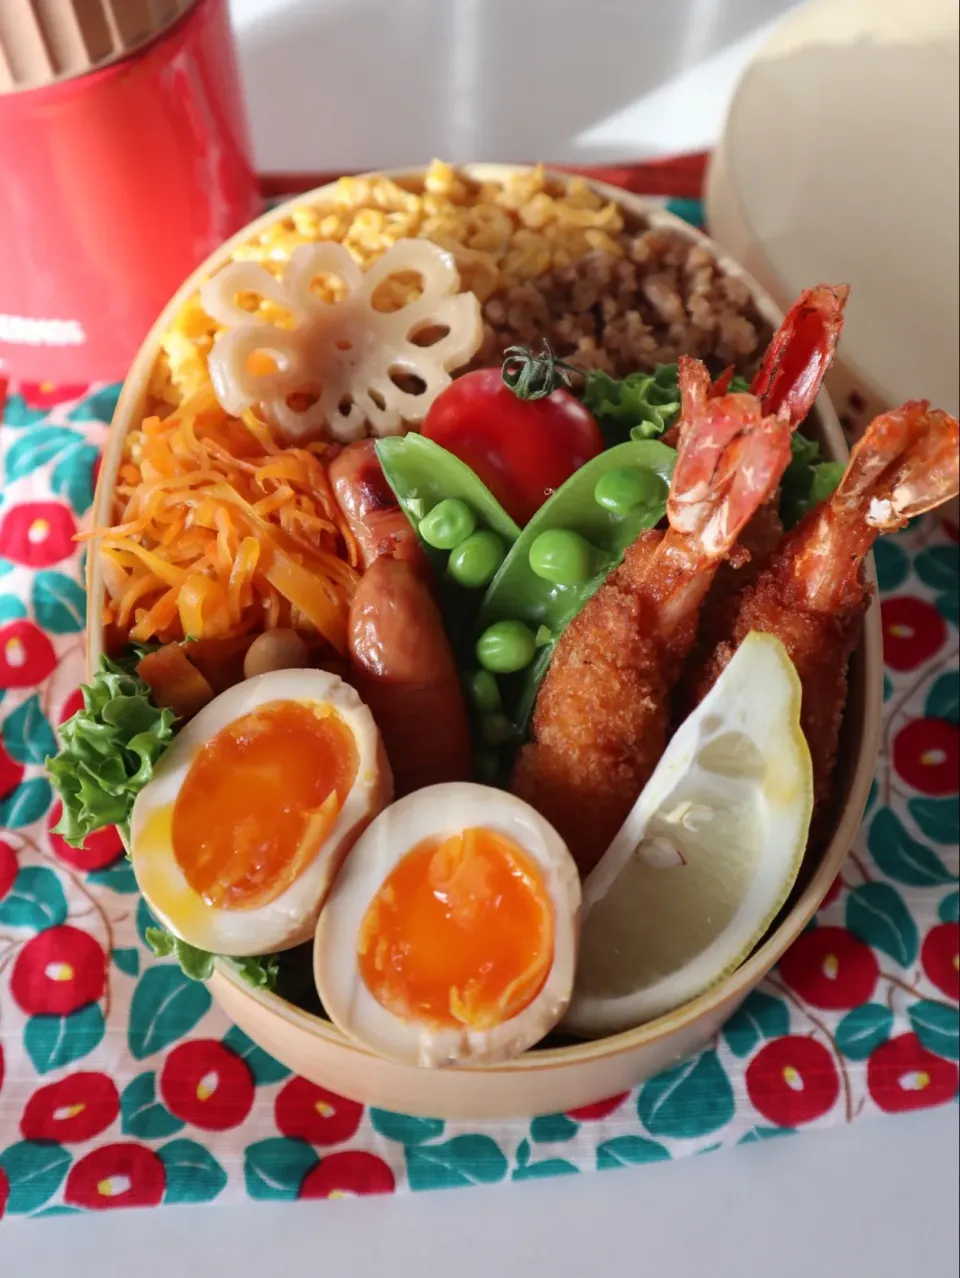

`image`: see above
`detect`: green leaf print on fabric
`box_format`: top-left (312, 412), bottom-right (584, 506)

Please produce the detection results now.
top-left (0, 778), bottom-right (53, 829)
top-left (68, 385), bottom-right (122, 423)
top-left (0, 866), bottom-right (67, 930)
top-left (0, 594), bottom-right (27, 622)
top-left (835, 1004), bottom-right (894, 1060)
top-left (24, 1004), bottom-right (105, 1074)
top-left (721, 990), bottom-right (790, 1058)
top-left (596, 1136), bottom-right (670, 1170)
top-left (127, 966), bottom-right (212, 1060)
top-left (908, 797), bottom-right (960, 848)
top-left (405, 1135), bottom-right (508, 1191)
top-left (637, 1051), bottom-right (735, 1139)
top-left (32, 570), bottom-right (86, 633)
top-left (926, 670), bottom-right (960, 724)
top-left (0, 394), bottom-right (46, 428)
top-left (940, 891), bottom-right (960, 923)
top-left (738, 1127), bottom-right (795, 1144)
top-left (915, 547), bottom-right (959, 594)
top-left (51, 442), bottom-right (100, 516)
top-left (873, 540), bottom-right (909, 592)
top-left (159, 1140), bottom-right (228, 1205)
top-left (530, 1114), bottom-right (579, 1143)
top-left (222, 1026), bottom-right (291, 1085)
top-left (908, 1001), bottom-right (960, 1060)
top-left (846, 883), bottom-right (919, 967)
top-left (2, 693), bottom-right (58, 764)
top-left (512, 1140), bottom-right (578, 1180)
top-left (88, 862), bottom-right (139, 893)
top-left (370, 1109), bottom-right (444, 1146)
top-left (111, 947), bottom-right (140, 977)
top-left (244, 1138), bottom-right (318, 1200)
top-left (0, 1141), bottom-right (72, 1215)
top-left (4, 428), bottom-right (85, 483)
top-left (869, 808), bottom-right (955, 885)
top-left (121, 1072), bottom-right (186, 1139)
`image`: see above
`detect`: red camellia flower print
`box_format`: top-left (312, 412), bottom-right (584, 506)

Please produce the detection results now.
top-left (160, 1040), bottom-right (254, 1131)
top-left (893, 718), bottom-right (960, 796)
top-left (0, 620), bottom-right (57, 689)
top-left (0, 840), bottom-right (17, 900)
top-left (778, 926), bottom-right (879, 1010)
top-left (274, 1078), bottom-right (363, 1146)
top-left (567, 1092), bottom-right (630, 1121)
top-left (59, 687), bottom-right (85, 725)
top-left (0, 501), bottom-right (77, 568)
top-left (64, 1143), bottom-right (166, 1210)
top-left (0, 742), bottom-right (24, 801)
top-left (921, 923), bottom-right (960, 1001)
top-left (880, 597), bottom-right (947, 672)
top-left (867, 1034), bottom-right (959, 1112)
top-left (21, 1072), bottom-right (120, 1144)
top-left (746, 1036), bottom-right (840, 1126)
top-left (11, 926), bottom-right (106, 1015)
top-left (47, 801), bottom-right (124, 872)
top-left (18, 380), bottom-right (89, 409)
top-left (300, 1151), bottom-right (395, 1199)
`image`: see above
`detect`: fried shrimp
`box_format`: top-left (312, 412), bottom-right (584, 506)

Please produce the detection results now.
top-left (511, 388), bottom-right (794, 876)
top-left (690, 401), bottom-right (960, 821)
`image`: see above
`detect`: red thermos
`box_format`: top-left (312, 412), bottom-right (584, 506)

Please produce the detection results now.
top-left (0, 0), bottom-right (260, 384)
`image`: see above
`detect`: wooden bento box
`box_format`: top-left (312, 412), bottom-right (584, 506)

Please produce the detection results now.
top-left (86, 166), bottom-right (883, 1119)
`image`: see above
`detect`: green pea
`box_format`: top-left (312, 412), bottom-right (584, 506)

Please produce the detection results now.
top-left (468, 668), bottom-right (501, 714)
top-left (594, 466), bottom-right (666, 515)
top-left (476, 620), bottom-right (537, 673)
top-left (528, 529), bottom-right (596, 586)
top-left (419, 498), bottom-right (476, 550)
top-left (480, 711), bottom-right (514, 746)
top-left (447, 530), bottom-right (505, 589)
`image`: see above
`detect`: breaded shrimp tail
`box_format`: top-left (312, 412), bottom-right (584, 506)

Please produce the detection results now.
top-left (691, 401), bottom-right (960, 822)
top-left (511, 391), bottom-right (794, 877)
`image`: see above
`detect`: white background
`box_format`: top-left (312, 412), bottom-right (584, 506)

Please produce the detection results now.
top-left (2, 1), bottom-right (959, 1272)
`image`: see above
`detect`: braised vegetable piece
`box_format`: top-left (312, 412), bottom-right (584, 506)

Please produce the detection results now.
top-left (243, 628), bottom-right (310, 679)
top-left (137, 644), bottom-right (214, 721)
top-left (421, 344), bottom-right (604, 525)
top-left (468, 439), bottom-right (676, 774)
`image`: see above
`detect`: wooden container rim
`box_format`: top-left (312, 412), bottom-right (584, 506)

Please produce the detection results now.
top-left (86, 162), bottom-right (884, 1083)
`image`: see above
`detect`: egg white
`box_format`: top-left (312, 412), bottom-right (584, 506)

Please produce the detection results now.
top-left (130, 668), bottom-right (392, 956)
top-left (314, 782), bottom-right (581, 1068)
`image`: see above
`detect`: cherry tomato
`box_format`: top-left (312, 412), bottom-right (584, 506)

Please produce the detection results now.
top-left (422, 361), bottom-right (603, 526)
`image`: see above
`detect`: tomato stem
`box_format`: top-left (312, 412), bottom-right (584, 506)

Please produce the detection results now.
top-left (501, 343), bottom-right (580, 401)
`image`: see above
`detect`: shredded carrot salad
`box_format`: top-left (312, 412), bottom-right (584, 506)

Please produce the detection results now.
top-left (86, 386), bottom-right (360, 653)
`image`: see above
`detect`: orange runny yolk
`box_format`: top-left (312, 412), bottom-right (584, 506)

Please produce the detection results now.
top-left (172, 699), bottom-right (358, 910)
top-left (357, 828), bottom-right (555, 1031)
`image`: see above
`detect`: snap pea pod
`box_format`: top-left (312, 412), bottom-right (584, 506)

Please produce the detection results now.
top-left (375, 434), bottom-right (522, 654)
top-left (469, 439), bottom-right (676, 770)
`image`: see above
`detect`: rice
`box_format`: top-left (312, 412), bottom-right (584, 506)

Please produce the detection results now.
top-left (150, 161), bottom-right (769, 414)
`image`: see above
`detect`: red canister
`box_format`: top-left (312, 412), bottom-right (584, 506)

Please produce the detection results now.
top-left (0, 0), bottom-right (260, 383)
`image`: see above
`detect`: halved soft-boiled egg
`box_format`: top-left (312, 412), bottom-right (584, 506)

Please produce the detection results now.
top-left (314, 782), bottom-right (581, 1067)
top-left (129, 669), bottom-right (391, 956)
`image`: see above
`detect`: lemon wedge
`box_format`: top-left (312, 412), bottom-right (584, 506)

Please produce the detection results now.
top-left (562, 631), bottom-right (813, 1038)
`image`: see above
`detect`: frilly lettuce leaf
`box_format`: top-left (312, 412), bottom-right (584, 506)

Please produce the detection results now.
top-left (46, 654), bottom-right (176, 846)
top-left (582, 362), bottom-right (841, 527)
top-left (145, 926), bottom-right (278, 989)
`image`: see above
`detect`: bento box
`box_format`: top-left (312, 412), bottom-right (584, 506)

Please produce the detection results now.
top-left (83, 165), bottom-right (885, 1119)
